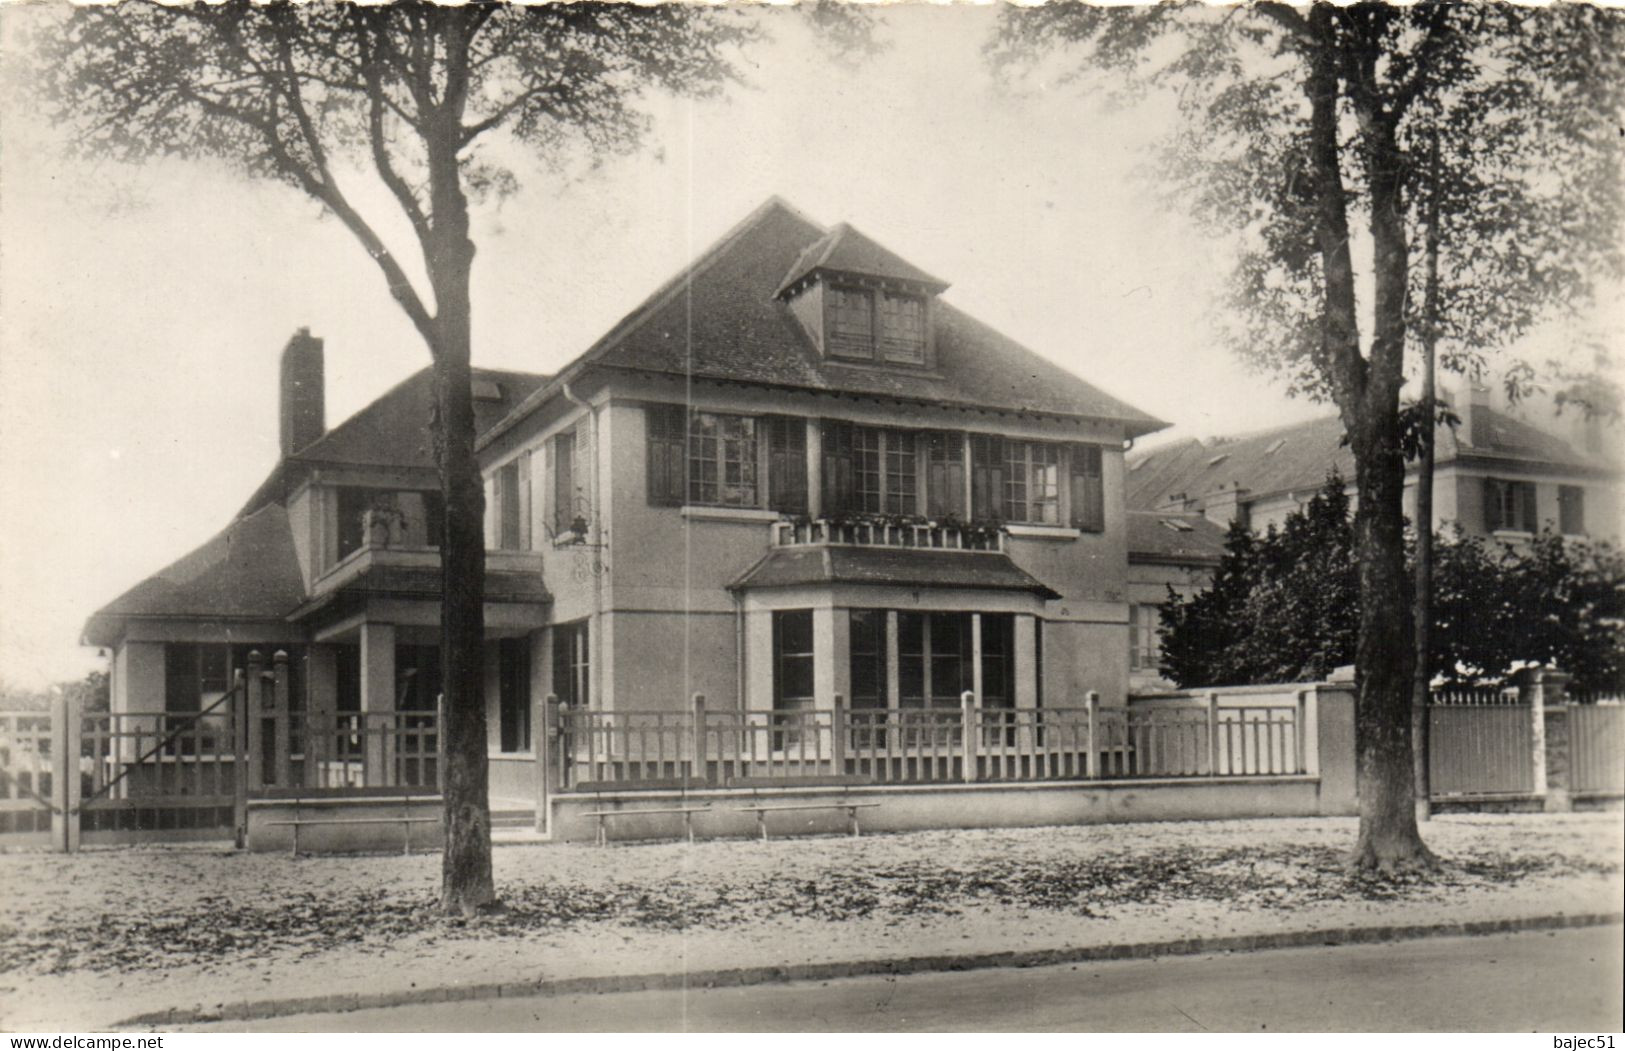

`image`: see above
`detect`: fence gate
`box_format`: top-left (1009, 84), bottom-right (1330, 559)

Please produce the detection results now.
top-left (0, 711), bottom-right (57, 848)
top-left (1428, 691), bottom-right (1534, 798)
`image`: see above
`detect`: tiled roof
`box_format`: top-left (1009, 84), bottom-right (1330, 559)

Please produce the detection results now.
top-left (1125, 407), bottom-right (1617, 514)
top-left (241, 366), bottom-right (547, 516)
top-left (83, 502), bottom-right (307, 646)
top-left (1126, 511), bottom-right (1229, 565)
top-left (728, 546), bottom-right (1062, 599)
top-left (483, 198), bottom-right (1168, 448)
top-left (775, 222), bottom-right (949, 297)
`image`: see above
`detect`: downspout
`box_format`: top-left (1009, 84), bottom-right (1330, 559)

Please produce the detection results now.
top-left (562, 382), bottom-right (604, 712)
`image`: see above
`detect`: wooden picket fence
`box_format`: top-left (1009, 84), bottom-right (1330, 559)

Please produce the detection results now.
top-left (0, 650), bottom-right (443, 852)
top-left (551, 691), bottom-right (1309, 791)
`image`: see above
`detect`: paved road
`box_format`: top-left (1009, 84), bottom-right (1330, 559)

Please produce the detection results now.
top-left (198, 925), bottom-right (1623, 1032)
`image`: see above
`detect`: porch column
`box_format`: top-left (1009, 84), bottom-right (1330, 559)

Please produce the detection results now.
top-left (745, 609), bottom-right (774, 712)
top-left (304, 645), bottom-right (338, 788)
top-left (813, 605), bottom-right (841, 708)
top-left (805, 418), bottom-right (822, 519)
top-left (359, 623), bottom-right (396, 784)
top-left (1014, 616), bottom-right (1039, 711)
top-left (971, 614), bottom-right (984, 707)
top-left (885, 612), bottom-right (901, 710)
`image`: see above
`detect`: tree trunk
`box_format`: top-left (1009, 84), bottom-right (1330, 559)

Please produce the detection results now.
top-left (424, 70), bottom-right (495, 913)
top-left (1349, 422), bottom-right (1435, 872)
top-left (1411, 133), bottom-right (1442, 822)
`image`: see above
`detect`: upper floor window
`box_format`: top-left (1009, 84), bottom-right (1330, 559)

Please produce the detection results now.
top-left (645, 405), bottom-right (801, 511)
top-left (825, 285), bottom-right (927, 365)
top-left (490, 455), bottom-right (530, 551)
top-left (1129, 604), bottom-right (1161, 671)
top-left (926, 432), bottom-right (965, 519)
top-left (824, 421), bottom-right (917, 515)
top-left (553, 429), bottom-right (577, 535)
top-left (1003, 440), bottom-right (1061, 525)
top-left (1558, 485), bottom-right (1585, 536)
top-left (1485, 477), bottom-right (1536, 533)
top-left (1070, 444), bottom-right (1105, 533)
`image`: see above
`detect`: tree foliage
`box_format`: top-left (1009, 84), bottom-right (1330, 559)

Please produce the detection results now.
top-left (1161, 500), bottom-right (1625, 695)
top-left (994, 0), bottom-right (1624, 871)
top-left (1159, 475), bottom-right (1358, 687)
top-left (26, 0), bottom-right (763, 914)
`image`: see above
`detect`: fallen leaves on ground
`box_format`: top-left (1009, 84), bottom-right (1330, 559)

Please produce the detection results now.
top-left (1, 829), bottom-right (1613, 977)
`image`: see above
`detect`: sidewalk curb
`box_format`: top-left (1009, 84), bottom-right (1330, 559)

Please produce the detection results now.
top-left (121, 910), bottom-right (1624, 1028)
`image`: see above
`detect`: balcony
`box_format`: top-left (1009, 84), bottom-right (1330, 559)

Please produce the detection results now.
top-left (315, 511), bottom-right (545, 597)
top-left (770, 516), bottom-right (1005, 552)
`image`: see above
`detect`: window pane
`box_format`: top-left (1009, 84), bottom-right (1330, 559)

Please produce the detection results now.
top-left (773, 610), bottom-right (816, 710)
top-left (855, 426), bottom-right (883, 513)
top-left (897, 612), bottom-right (925, 706)
top-left (1071, 445), bottom-right (1104, 532)
top-left (1002, 442), bottom-right (1028, 522)
top-left (878, 292), bottom-right (925, 364)
top-left (886, 431), bottom-right (918, 515)
top-left (927, 432), bottom-right (965, 518)
top-left (827, 287), bottom-right (874, 359)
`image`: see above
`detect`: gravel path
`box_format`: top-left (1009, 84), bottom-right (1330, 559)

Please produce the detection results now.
top-left (1, 813), bottom-right (1619, 1030)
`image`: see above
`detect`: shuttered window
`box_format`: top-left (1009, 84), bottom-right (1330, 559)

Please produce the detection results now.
top-left (926, 432), bottom-right (966, 519)
top-left (827, 286), bottom-right (875, 360)
top-left (766, 417), bottom-right (809, 514)
top-left (1484, 478), bottom-right (1536, 533)
top-left (553, 429), bottom-right (576, 535)
top-left (969, 434), bottom-right (1007, 521)
top-left (645, 405), bottom-right (687, 506)
top-left (1070, 444), bottom-right (1105, 532)
top-left (1559, 485), bottom-right (1585, 536)
top-left (688, 412), bottom-right (758, 507)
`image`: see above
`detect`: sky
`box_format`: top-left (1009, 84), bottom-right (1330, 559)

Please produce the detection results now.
top-left (0, 4), bottom-right (1613, 690)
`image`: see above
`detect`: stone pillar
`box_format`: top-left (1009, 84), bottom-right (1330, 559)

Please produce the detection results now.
top-left (1014, 616), bottom-right (1039, 752)
top-left (359, 623), bottom-right (396, 784)
top-left (1531, 668), bottom-right (1573, 812)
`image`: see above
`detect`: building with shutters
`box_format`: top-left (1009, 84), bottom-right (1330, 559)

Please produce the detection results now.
top-left (84, 197), bottom-right (1170, 798)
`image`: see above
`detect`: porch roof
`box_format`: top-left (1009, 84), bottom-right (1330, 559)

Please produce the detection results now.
top-left (286, 563), bottom-right (551, 625)
top-left (728, 546), bottom-right (1062, 599)
top-left (83, 502), bottom-right (307, 648)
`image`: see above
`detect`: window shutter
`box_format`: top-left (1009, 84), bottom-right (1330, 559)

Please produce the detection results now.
top-left (926, 432), bottom-right (965, 518)
top-left (645, 405), bottom-right (686, 506)
top-left (1519, 482), bottom-right (1537, 533)
top-left (767, 416), bottom-right (809, 514)
top-left (1483, 478), bottom-right (1502, 532)
top-left (821, 420), bottom-right (856, 514)
top-left (1070, 444), bottom-right (1105, 532)
top-left (483, 474), bottom-right (498, 548)
top-left (970, 435), bottom-right (1006, 520)
top-left (553, 430), bottom-right (575, 534)
top-left (517, 451), bottom-right (533, 550)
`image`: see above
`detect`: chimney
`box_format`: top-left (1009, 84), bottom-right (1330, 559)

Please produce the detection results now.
top-left (1202, 481), bottom-right (1250, 530)
top-left (1455, 380), bottom-right (1491, 448)
top-left (279, 327), bottom-right (325, 456)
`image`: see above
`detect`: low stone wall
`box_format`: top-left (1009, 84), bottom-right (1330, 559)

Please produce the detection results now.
top-left (246, 795), bottom-right (445, 854)
top-left (549, 774), bottom-right (1346, 844)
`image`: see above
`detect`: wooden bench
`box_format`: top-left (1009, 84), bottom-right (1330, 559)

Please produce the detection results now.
top-left (262, 798), bottom-right (440, 856)
top-left (578, 804), bottom-right (712, 846)
top-left (734, 802), bottom-right (881, 840)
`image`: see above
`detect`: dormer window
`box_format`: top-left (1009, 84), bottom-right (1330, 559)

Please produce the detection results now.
top-left (826, 284), bottom-right (927, 365)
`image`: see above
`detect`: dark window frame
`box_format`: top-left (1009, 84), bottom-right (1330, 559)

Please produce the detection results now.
top-left (772, 609), bottom-right (816, 714)
top-left (498, 637), bottom-right (532, 753)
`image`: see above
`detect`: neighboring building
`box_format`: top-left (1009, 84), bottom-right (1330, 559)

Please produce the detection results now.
top-left (1124, 510), bottom-right (1227, 692)
top-left (1128, 384), bottom-right (1622, 540)
top-left (1120, 382), bottom-right (1623, 687)
top-left (85, 197), bottom-right (1169, 800)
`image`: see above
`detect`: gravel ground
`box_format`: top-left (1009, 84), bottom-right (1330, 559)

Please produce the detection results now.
top-left (1, 813), bottom-right (1619, 1030)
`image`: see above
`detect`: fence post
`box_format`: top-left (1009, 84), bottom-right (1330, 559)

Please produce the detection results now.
top-left (272, 651), bottom-right (292, 789)
top-left (1300, 687), bottom-right (1320, 777)
top-left (1084, 691), bottom-right (1099, 779)
top-left (1518, 668), bottom-right (1549, 804)
top-left (831, 693), bottom-right (847, 777)
top-left (63, 692), bottom-right (81, 853)
top-left (960, 690), bottom-right (978, 783)
top-left (246, 651), bottom-right (265, 795)
top-left (533, 694), bottom-right (553, 835)
top-left (50, 693), bottom-right (71, 854)
top-left (435, 692), bottom-right (447, 794)
top-left (1205, 690), bottom-right (1219, 776)
top-left (232, 669), bottom-right (248, 849)
top-left (691, 692), bottom-right (707, 785)
top-left (1535, 668), bottom-right (1573, 812)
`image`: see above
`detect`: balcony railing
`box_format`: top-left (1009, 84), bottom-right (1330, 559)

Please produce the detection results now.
top-left (771, 517), bottom-right (1005, 552)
